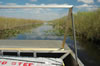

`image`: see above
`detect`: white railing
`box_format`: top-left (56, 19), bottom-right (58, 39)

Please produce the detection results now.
top-left (0, 4), bottom-right (78, 63)
top-left (0, 5), bottom-right (73, 8)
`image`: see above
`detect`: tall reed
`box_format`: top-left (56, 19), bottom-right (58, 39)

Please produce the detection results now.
top-left (0, 17), bottom-right (43, 30)
top-left (50, 9), bottom-right (100, 42)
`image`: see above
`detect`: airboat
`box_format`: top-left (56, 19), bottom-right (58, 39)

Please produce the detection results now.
top-left (0, 5), bottom-right (84, 66)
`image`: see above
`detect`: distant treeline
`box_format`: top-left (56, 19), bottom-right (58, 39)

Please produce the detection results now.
top-left (50, 9), bottom-right (100, 43)
top-left (0, 17), bottom-right (43, 30)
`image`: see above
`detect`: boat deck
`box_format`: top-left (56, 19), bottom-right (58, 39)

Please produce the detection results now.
top-left (0, 40), bottom-right (69, 51)
top-left (0, 40), bottom-right (84, 66)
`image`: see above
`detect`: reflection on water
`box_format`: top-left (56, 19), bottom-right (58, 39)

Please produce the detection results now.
top-left (77, 39), bottom-right (100, 66)
top-left (0, 24), bottom-right (41, 39)
top-left (66, 37), bottom-right (100, 66)
top-left (0, 26), bottom-right (30, 39)
top-left (0, 23), bottom-right (100, 66)
top-left (9, 23), bottom-right (63, 40)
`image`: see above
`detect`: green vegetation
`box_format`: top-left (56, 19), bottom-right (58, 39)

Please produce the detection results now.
top-left (0, 17), bottom-right (43, 30)
top-left (0, 25), bottom-right (41, 39)
top-left (0, 17), bottom-right (43, 39)
top-left (50, 9), bottom-right (100, 42)
top-left (49, 16), bottom-right (71, 36)
top-left (74, 9), bottom-right (100, 42)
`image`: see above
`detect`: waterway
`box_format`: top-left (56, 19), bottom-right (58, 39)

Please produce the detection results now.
top-left (1, 23), bottom-right (100, 66)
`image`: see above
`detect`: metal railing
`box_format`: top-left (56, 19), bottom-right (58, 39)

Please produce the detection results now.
top-left (0, 4), bottom-right (78, 63)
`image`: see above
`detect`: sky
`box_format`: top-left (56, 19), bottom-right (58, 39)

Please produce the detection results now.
top-left (0, 0), bottom-right (100, 21)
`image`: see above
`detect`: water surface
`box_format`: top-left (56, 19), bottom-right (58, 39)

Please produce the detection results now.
top-left (1, 23), bottom-right (100, 66)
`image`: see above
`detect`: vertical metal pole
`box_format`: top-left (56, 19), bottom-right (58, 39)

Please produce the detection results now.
top-left (62, 8), bottom-right (72, 49)
top-left (18, 50), bottom-right (20, 56)
top-left (71, 8), bottom-right (78, 63)
top-left (34, 52), bottom-right (37, 58)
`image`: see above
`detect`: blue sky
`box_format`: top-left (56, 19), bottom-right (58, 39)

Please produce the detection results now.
top-left (0, 0), bottom-right (100, 21)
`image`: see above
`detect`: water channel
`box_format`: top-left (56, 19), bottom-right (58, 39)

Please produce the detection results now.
top-left (1, 23), bottom-right (100, 66)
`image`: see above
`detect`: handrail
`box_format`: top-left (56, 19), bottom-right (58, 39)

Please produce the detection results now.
top-left (0, 5), bottom-right (73, 8)
top-left (0, 5), bottom-right (78, 64)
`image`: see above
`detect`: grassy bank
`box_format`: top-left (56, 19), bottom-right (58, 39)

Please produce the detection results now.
top-left (0, 17), bottom-right (43, 30)
top-left (0, 24), bottom-right (42, 39)
top-left (0, 17), bottom-right (43, 39)
top-left (49, 16), bottom-right (70, 36)
top-left (50, 9), bottom-right (100, 43)
top-left (74, 9), bottom-right (100, 42)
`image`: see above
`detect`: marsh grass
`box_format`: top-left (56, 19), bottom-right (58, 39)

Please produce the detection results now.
top-left (74, 9), bottom-right (100, 41)
top-left (0, 17), bottom-right (43, 39)
top-left (0, 17), bottom-right (43, 30)
top-left (50, 9), bottom-right (100, 42)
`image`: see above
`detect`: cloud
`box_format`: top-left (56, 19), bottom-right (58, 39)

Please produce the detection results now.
top-left (75, 4), bottom-right (98, 11)
top-left (75, 4), bottom-right (97, 8)
top-left (30, 0), bottom-right (37, 2)
top-left (0, 3), bottom-right (69, 21)
top-left (86, 7), bottom-right (98, 11)
top-left (97, 0), bottom-right (100, 2)
top-left (25, 3), bottom-right (69, 6)
top-left (25, 3), bottom-right (33, 5)
top-left (0, 7), bottom-right (67, 21)
top-left (39, 3), bottom-right (69, 6)
top-left (77, 0), bottom-right (94, 3)
top-left (6, 3), bottom-right (17, 5)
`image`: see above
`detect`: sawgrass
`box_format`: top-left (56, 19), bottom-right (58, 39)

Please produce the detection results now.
top-left (0, 17), bottom-right (43, 30)
top-left (0, 17), bottom-right (43, 39)
top-left (50, 8), bottom-right (100, 42)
